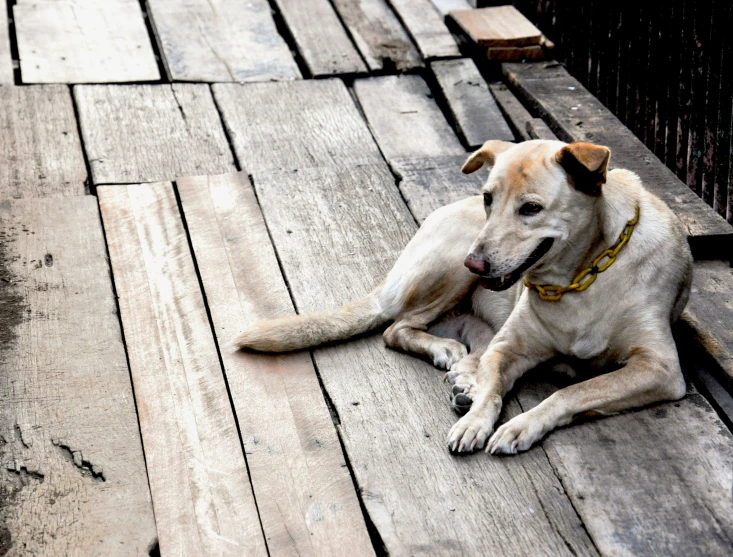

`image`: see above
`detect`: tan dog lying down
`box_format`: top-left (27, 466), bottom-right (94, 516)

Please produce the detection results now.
top-left (233, 140), bottom-right (692, 455)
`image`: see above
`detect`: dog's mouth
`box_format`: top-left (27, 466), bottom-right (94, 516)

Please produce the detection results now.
top-left (478, 238), bottom-right (555, 291)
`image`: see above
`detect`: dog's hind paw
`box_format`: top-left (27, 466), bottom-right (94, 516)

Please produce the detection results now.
top-left (430, 340), bottom-right (468, 371)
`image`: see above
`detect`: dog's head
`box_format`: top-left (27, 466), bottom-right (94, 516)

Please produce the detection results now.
top-left (462, 139), bottom-right (610, 291)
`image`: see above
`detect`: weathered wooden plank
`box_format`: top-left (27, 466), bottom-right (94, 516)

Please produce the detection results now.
top-left (503, 62), bottom-right (733, 256)
top-left (389, 0), bottom-right (460, 59)
top-left (213, 79), bottom-right (383, 175)
top-left (221, 76), bottom-right (596, 555)
top-left (75, 84), bottom-right (235, 184)
top-left (98, 183), bottom-right (267, 557)
top-left (254, 164), bottom-right (597, 556)
top-left (14, 0), bottom-right (159, 83)
top-left (177, 172), bottom-right (375, 557)
top-left (0, 196), bottom-right (156, 556)
top-left (390, 154), bottom-right (485, 223)
top-left (515, 378), bottom-right (733, 556)
top-left (0, 2), bottom-right (14, 84)
top-left (0, 85), bottom-right (87, 198)
top-left (449, 6), bottom-right (543, 47)
top-left (526, 117), bottom-right (558, 140)
top-left (487, 44), bottom-right (546, 61)
top-left (353, 75), bottom-right (464, 163)
top-left (429, 0), bottom-right (470, 16)
top-left (431, 58), bottom-right (514, 148)
top-left (146, 0), bottom-right (301, 82)
top-left (272, 0), bottom-right (366, 76)
top-left (331, 0), bottom-right (422, 72)
top-left (488, 82), bottom-right (531, 141)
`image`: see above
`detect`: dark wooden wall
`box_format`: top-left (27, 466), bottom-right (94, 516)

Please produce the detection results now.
top-left (497, 0), bottom-right (733, 223)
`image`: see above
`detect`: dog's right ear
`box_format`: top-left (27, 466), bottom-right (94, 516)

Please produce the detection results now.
top-left (461, 140), bottom-right (513, 174)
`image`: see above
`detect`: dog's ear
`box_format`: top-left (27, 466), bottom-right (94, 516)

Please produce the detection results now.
top-left (555, 142), bottom-right (611, 196)
top-left (461, 140), bottom-right (514, 174)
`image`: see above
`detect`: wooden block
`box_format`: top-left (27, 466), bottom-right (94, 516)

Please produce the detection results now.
top-left (176, 172), bottom-right (375, 557)
top-left (98, 183), bottom-right (267, 557)
top-left (526, 117), bottom-right (558, 140)
top-left (0, 85), bottom-right (87, 197)
top-left (74, 84), bottom-right (235, 184)
top-left (389, 0), bottom-right (461, 59)
top-left (487, 44), bottom-right (546, 61)
top-left (0, 196), bottom-right (156, 555)
top-left (253, 164), bottom-right (597, 556)
top-left (503, 62), bottom-right (733, 256)
top-left (353, 75), bottom-right (465, 163)
top-left (14, 0), bottom-right (159, 83)
top-left (488, 82), bottom-right (533, 141)
top-left (213, 79), bottom-right (383, 175)
top-left (271, 0), bottom-right (366, 76)
top-left (431, 58), bottom-right (514, 148)
top-left (146, 0), bottom-right (301, 82)
top-left (449, 6), bottom-right (543, 47)
top-left (331, 0), bottom-right (422, 72)
top-left (391, 154), bottom-right (486, 223)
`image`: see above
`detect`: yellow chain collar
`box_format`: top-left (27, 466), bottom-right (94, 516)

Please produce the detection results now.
top-left (525, 206), bottom-right (640, 301)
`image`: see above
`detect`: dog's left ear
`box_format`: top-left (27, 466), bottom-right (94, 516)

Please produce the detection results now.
top-left (555, 142), bottom-right (611, 196)
top-left (461, 140), bottom-right (513, 174)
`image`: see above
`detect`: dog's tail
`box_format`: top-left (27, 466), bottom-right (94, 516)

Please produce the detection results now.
top-left (231, 290), bottom-right (388, 352)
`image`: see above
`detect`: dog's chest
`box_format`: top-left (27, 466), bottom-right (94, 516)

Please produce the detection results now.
top-left (538, 302), bottom-right (615, 360)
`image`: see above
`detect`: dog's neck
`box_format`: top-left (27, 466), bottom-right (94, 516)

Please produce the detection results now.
top-left (526, 181), bottom-right (638, 288)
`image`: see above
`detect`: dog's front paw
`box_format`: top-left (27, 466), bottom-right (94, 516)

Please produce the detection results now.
top-left (446, 413), bottom-right (494, 453)
top-left (444, 372), bottom-right (477, 415)
top-left (487, 412), bottom-right (548, 455)
top-left (431, 339), bottom-right (468, 371)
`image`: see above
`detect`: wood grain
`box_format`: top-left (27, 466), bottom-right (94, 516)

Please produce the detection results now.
top-left (98, 183), bottom-right (267, 557)
top-left (449, 6), bottom-right (543, 47)
top-left (177, 171), bottom-right (375, 557)
top-left (526, 117), bottom-right (558, 141)
top-left (503, 62), bottom-right (733, 256)
top-left (331, 0), bottom-right (422, 72)
top-left (75, 84), bottom-right (235, 184)
top-left (272, 0), bottom-right (366, 76)
top-left (0, 196), bottom-right (156, 556)
top-left (213, 79), bottom-right (383, 175)
top-left (431, 58), bottom-right (514, 148)
top-left (353, 75), bottom-right (465, 163)
top-left (14, 0), bottom-right (159, 83)
top-left (254, 164), bottom-right (596, 556)
top-left (146, 0), bottom-right (301, 82)
top-left (220, 77), bottom-right (596, 554)
top-left (0, 85), bottom-right (87, 198)
top-left (488, 82), bottom-right (532, 141)
top-left (388, 0), bottom-right (460, 59)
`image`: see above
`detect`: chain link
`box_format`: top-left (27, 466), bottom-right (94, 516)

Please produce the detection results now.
top-left (525, 206), bottom-right (640, 301)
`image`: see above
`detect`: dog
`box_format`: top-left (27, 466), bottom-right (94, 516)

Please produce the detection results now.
top-left (232, 139), bottom-right (692, 455)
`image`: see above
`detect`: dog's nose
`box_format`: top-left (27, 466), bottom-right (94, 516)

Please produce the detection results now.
top-left (464, 253), bottom-right (488, 274)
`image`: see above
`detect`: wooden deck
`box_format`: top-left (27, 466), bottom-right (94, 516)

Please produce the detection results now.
top-left (1, 1), bottom-right (733, 556)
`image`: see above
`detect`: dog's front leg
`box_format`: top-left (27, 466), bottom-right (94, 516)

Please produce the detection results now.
top-left (447, 333), bottom-right (552, 453)
top-left (487, 337), bottom-right (686, 455)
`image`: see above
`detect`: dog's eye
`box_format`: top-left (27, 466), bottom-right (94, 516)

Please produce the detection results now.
top-left (483, 192), bottom-right (493, 207)
top-left (519, 202), bottom-right (543, 216)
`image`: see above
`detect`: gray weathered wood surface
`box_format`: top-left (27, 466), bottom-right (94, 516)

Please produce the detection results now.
top-left (0, 85), bottom-right (87, 198)
top-left (353, 75), bottom-right (465, 164)
top-left (488, 82), bottom-right (533, 141)
top-left (98, 183), bottom-right (267, 557)
top-left (146, 0), bottom-right (301, 82)
top-left (331, 0), bottom-right (422, 72)
top-left (213, 79), bottom-right (384, 175)
top-left (14, 0), bottom-right (159, 83)
top-left (218, 76), bottom-right (597, 555)
top-left (431, 58), bottom-right (514, 148)
top-left (177, 171), bottom-right (375, 557)
top-left (429, 0), bottom-right (471, 15)
top-left (272, 0), bottom-right (366, 76)
top-left (0, 196), bottom-right (156, 556)
top-left (0, 3), bottom-right (13, 85)
top-left (75, 84), bottom-right (235, 184)
top-left (389, 0), bottom-right (460, 59)
top-left (526, 117), bottom-right (558, 140)
top-left (503, 62), bottom-right (733, 256)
